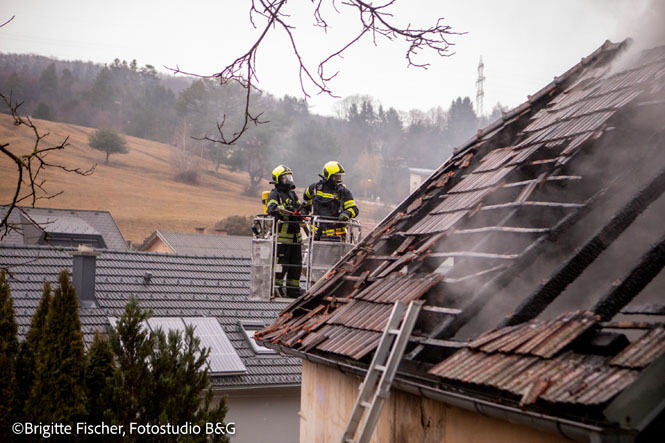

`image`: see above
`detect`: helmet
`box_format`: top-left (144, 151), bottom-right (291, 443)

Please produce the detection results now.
top-left (271, 164), bottom-right (295, 189)
top-left (322, 161), bottom-right (345, 183)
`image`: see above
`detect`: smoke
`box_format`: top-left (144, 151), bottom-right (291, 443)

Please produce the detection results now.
top-left (621, 0), bottom-right (665, 50)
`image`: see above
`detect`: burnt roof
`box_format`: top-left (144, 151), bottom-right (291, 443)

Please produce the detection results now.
top-left (1, 245), bottom-right (300, 389)
top-left (256, 40), bottom-right (665, 429)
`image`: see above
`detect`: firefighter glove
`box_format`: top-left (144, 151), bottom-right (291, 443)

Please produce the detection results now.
top-left (339, 213), bottom-right (350, 221)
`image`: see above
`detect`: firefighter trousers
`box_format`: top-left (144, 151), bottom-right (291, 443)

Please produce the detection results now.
top-left (275, 242), bottom-right (302, 297)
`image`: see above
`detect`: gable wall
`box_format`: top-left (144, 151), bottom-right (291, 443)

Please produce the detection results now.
top-left (142, 237), bottom-right (173, 253)
top-left (300, 360), bottom-right (572, 443)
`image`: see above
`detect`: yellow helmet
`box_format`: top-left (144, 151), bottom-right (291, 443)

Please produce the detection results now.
top-left (322, 161), bottom-right (345, 182)
top-left (271, 164), bottom-right (295, 189)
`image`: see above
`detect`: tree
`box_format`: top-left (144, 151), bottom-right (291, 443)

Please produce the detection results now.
top-left (107, 298), bottom-right (230, 442)
top-left (447, 96), bottom-right (478, 148)
top-left (88, 127), bottom-right (130, 164)
top-left (15, 281), bottom-right (51, 416)
top-left (107, 298), bottom-right (153, 429)
top-left (85, 331), bottom-right (116, 424)
top-left (144, 326), bottom-right (229, 442)
top-left (88, 66), bottom-right (114, 111)
top-left (38, 62), bottom-right (59, 102)
top-left (214, 215), bottom-right (255, 235)
top-left (26, 270), bottom-right (87, 423)
top-left (33, 101), bottom-right (57, 120)
top-left (0, 270), bottom-right (19, 442)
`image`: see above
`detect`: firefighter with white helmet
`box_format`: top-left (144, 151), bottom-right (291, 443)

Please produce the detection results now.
top-left (266, 165), bottom-right (303, 297)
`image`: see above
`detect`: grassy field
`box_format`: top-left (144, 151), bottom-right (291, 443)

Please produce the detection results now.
top-left (0, 115), bottom-right (388, 244)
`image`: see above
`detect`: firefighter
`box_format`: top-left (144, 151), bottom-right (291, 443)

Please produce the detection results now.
top-left (266, 165), bottom-right (303, 297)
top-left (303, 161), bottom-right (359, 241)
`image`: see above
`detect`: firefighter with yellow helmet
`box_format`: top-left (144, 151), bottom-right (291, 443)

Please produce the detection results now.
top-left (303, 161), bottom-right (359, 240)
top-left (266, 165), bottom-right (304, 297)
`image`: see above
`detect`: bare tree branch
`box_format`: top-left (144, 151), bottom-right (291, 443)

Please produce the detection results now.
top-left (166, 0), bottom-right (460, 146)
top-left (0, 15), bottom-right (14, 28)
top-left (0, 93), bottom-right (96, 239)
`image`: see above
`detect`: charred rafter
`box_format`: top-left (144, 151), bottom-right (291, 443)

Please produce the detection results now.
top-left (592, 230), bottom-right (665, 321)
top-left (502, 162), bottom-right (665, 327)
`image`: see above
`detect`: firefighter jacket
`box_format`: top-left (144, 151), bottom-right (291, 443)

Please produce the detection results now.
top-left (303, 180), bottom-right (358, 237)
top-left (266, 187), bottom-right (303, 244)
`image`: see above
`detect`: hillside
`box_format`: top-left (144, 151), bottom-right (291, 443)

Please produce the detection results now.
top-left (0, 115), bottom-right (387, 244)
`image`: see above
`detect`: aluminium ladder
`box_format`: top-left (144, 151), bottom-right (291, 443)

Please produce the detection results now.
top-left (341, 300), bottom-right (423, 443)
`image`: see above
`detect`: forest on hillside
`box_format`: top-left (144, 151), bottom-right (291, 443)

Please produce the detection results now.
top-left (0, 53), bottom-right (505, 203)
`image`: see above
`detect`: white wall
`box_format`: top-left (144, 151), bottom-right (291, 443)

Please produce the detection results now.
top-left (220, 386), bottom-right (300, 443)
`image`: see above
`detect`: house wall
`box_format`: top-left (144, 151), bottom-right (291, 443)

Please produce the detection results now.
top-left (300, 360), bottom-right (573, 443)
top-left (217, 386), bottom-right (300, 443)
top-left (142, 238), bottom-right (173, 253)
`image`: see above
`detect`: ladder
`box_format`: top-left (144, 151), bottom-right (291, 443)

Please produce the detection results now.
top-left (341, 300), bottom-right (423, 443)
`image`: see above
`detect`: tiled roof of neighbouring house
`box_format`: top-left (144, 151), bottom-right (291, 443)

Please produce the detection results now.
top-left (1, 245), bottom-right (300, 388)
top-left (1, 206), bottom-right (129, 251)
top-left (140, 230), bottom-right (252, 257)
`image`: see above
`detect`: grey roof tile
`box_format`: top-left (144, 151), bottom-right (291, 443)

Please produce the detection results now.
top-left (140, 231), bottom-right (252, 257)
top-left (1, 245), bottom-right (300, 388)
top-left (0, 206), bottom-right (129, 250)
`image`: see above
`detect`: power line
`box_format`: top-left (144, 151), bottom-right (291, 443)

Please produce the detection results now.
top-left (475, 55), bottom-right (485, 117)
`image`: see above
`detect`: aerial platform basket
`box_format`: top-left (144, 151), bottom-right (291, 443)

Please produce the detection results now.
top-left (250, 215), bottom-right (361, 301)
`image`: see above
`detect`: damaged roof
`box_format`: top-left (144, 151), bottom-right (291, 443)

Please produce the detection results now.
top-left (257, 40), bottom-right (665, 431)
top-left (1, 245), bottom-right (300, 389)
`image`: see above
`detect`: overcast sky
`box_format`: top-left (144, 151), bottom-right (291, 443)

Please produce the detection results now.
top-left (1, 1), bottom-right (662, 117)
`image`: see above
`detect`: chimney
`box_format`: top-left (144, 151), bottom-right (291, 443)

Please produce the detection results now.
top-left (195, 227), bottom-right (205, 234)
top-left (70, 245), bottom-right (101, 308)
top-left (214, 229), bottom-right (227, 236)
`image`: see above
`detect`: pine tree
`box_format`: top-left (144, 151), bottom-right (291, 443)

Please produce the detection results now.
top-left (16, 281), bottom-right (51, 417)
top-left (85, 331), bottom-right (116, 424)
top-left (26, 270), bottom-right (87, 423)
top-left (107, 298), bottom-right (153, 429)
top-left (0, 270), bottom-right (19, 442)
top-left (107, 299), bottom-right (230, 442)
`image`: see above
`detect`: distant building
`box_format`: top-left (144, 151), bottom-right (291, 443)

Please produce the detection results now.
top-left (140, 230), bottom-right (252, 257)
top-left (0, 206), bottom-right (129, 250)
top-left (408, 168), bottom-right (435, 194)
top-left (257, 40), bottom-right (665, 442)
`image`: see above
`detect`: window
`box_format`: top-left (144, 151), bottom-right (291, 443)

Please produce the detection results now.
top-left (240, 320), bottom-right (276, 354)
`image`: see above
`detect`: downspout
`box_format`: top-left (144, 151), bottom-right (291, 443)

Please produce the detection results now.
top-left (274, 345), bottom-right (637, 443)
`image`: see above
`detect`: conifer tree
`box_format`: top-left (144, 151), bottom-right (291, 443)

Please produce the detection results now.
top-left (145, 326), bottom-right (229, 443)
top-left (16, 281), bottom-right (51, 416)
top-left (108, 299), bottom-right (230, 442)
top-left (27, 270), bottom-right (87, 423)
top-left (86, 331), bottom-right (116, 424)
top-left (107, 297), bottom-right (153, 429)
top-left (0, 270), bottom-right (19, 442)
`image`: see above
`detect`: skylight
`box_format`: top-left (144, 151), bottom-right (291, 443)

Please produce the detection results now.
top-left (240, 320), bottom-right (276, 354)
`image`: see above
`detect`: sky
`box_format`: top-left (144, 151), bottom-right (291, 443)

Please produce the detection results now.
top-left (0, 0), bottom-right (662, 117)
